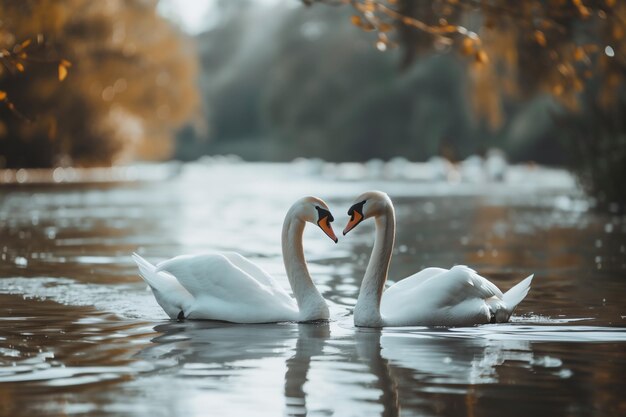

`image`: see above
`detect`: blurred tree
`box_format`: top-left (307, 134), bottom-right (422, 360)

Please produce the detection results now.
top-left (306, 0), bottom-right (626, 208)
top-left (178, 3), bottom-right (488, 162)
top-left (175, 1), bottom-right (285, 161)
top-left (0, 0), bottom-right (199, 168)
top-left (307, 0), bottom-right (625, 127)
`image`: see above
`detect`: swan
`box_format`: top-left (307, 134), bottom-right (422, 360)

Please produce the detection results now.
top-left (343, 191), bottom-right (534, 327)
top-left (132, 196), bottom-right (338, 323)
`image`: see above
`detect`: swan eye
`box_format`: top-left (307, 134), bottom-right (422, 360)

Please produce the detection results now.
top-left (315, 206), bottom-right (333, 223)
top-left (347, 200), bottom-right (366, 221)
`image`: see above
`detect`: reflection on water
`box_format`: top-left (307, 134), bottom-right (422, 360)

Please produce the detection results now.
top-left (0, 162), bottom-right (625, 416)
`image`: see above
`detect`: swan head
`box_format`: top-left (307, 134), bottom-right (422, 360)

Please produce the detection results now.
top-left (343, 191), bottom-right (391, 235)
top-left (296, 197), bottom-right (338, 243)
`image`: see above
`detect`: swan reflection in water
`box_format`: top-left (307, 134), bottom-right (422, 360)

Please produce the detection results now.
top-left (354, 327), bottom-right (537, 417)
top-left (138, 320), bottom-right (331, 416)
top-left (377, 328), bottom-right (532, 386)
top-left (138, 321), bottom-right (558, 417)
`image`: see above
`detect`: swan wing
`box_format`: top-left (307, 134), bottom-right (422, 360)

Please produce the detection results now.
top-left (132, 253), bottom-right (194, 319)
top-left (470, 268), bottom-right (504, 299)
top-left (417, 265), bottom-right (503, 306)
top-left (220, 251), bottom-right (292, 299)
top-left (381, 265), bottom-right (499, 326)
top-left (155, 253), bottom-right (299, 322)
top-left (383, 267), bottom-right (447, 297)
top-left (156, 253), bottom-right (278, 300)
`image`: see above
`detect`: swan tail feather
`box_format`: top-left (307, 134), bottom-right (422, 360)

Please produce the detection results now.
top-left (132, 253), bottom-right (192, 319)
top-left (503, 274), bottom-right (534, 314)
top-left (132, 253), bottom-right (159, 288)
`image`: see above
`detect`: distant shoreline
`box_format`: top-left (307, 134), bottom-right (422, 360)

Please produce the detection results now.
top-left (0, 163), bottom-right (182, 186)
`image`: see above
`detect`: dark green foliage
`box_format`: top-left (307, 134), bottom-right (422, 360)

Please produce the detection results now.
top-left (558, 99), bottom-right (626, 211)
top-left (178, 4), bottom-right (501, 162)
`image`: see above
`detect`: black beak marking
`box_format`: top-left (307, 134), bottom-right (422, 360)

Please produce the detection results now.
top-left (347, 201), bottom-right (366, 219)
top-left (347, 200), bottom-right (366, 217)
top-left (315, 206), bottom-right (334, 224)
top-left (344, 200), bottom-right (367, 235)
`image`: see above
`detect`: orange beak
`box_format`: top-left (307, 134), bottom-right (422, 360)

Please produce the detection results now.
top-left (343, 211), bottom-right (363, 235)
top-left (318, 216), bottom-right (338, 243)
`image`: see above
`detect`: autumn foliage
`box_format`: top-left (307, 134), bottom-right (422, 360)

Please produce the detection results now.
top-left (0, 0), bottom-right (199, 168)
top-left (309, 0), bottom-right (625, 128)
top-left (306, 0), bottom-right (626, 208)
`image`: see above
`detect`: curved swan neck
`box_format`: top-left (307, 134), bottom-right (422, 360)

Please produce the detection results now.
top-left (354, 202), bottom-right (395, 327)
top-left (282, 209), bottom-right (329, 321)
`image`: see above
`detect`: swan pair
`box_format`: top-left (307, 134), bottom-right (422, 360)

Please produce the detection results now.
top-left (133, 191), bottom-right (533, 327)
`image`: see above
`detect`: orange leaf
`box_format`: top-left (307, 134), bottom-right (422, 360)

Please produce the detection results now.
top-left (534, 30), bottom-right (547, 47)
top-left (540, 20), bottom-right (552, 30)
top-left (439, 24), bottom-right (457, 33)
top-left (359, 2), bottom-right (375, 12)
top-left (574, 47), bottom-right (585, 61)
top-left (378, 22), bottom-right (393, 32)
top-left (573, 78), bottom-right (584, 92)
top-left (475, 50), bottom-right (489, 64)
top-left (461, 37), bottom-right (475, 55)
top-left (0, 91), bottom-right (6, 100)
top-left (15, 62), bottom-right (25, 72)
top-left (58, 63), bottom-right (68, 81)
top-left (21, 39), bottom-right (32, 49)
top-left (578, 6), bottom-right (591, 18)
top-left (552, 84), bottom-right (564, 96)
top-left (351, 15), bottom-right (362, 26)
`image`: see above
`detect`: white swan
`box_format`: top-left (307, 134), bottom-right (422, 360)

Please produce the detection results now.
top-left (343, 191), bottom-right (533, 327)
top-left (132, 196), bottom-right (338, 323)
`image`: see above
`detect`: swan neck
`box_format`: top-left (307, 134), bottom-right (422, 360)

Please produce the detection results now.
top-left (354, 203), bottom-right (395, 327)
top-left (282, 210), bottom-right (328, 321)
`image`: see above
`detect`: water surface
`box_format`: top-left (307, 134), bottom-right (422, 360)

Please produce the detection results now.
top-left (0, 162), bottom-right (624, 417)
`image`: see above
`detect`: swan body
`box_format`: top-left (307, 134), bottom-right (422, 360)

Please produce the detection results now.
top-left (133, 197), bottom-right (338, 323)
top-left (379, 265), bottom-right (533, 327)
top-left (344, 191), bottom-right (534, 327)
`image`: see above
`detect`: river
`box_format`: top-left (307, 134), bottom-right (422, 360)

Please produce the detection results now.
top-left (0, 161), bottom-right (624, 417)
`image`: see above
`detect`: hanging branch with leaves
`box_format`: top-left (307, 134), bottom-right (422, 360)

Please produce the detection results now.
top-left (305, 0), bottom-right (626, 127)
